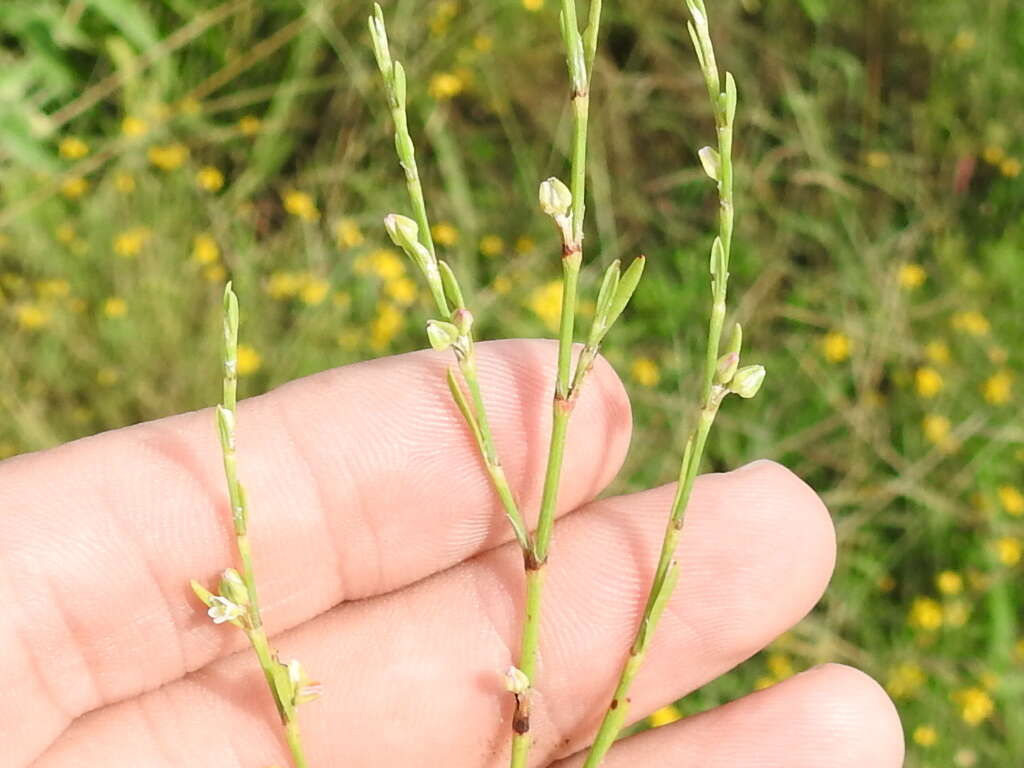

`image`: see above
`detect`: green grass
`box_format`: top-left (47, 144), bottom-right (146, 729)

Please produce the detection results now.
top-left (2, 0), bottom-right (1023, 764)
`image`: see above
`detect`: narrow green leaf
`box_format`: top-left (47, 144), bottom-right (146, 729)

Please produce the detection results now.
top-left (594, 259), bottom-right (621, 324)
top-left (446, 368), bottom-right (485, 448)
top-left (190, 579), bottom-right (215, 607)
top-left (605, 254), bottom-right (645, 330)
top-left (710, 237), bottom-right (726, 280)
top-left (724, 72), bottom-right (737, 125)
top-left (438, 261), bottom-right (465, 310)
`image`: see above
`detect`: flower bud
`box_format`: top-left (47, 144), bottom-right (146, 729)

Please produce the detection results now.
top-left (219, 568), bottom-right (249, 607)
top-left (698, 145), bottom-right (720, 182)
top-left (451, 308), bottom-right (474, 336)
top-left (538, 177), bottom-right (572, 218)
top-left (503, 665), bottom-right (530, 695)
top-left (383, 213), bottom-right (419, 251)
top-left (730, 364), bottom-right (766, 399)
top-left (714, 352), bottom-right (739, 384)
top-left (426, 320), bottom-right (460, 352)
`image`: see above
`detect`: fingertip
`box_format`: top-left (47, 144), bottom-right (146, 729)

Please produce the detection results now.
top-left (787, 664), bottom-right (906, 767)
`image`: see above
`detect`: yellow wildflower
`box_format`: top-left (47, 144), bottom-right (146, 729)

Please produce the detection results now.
top-left (522, 0), bottom-right (543, 10)
top-left (370, 303), bottom-right (404, 351)
top-left (96, 367), bottom-right (119, 386)
top-left (631, 357), bottom-right (661, 388)
top-left (147, 143), bottom-right (189, 171)
top-left (885, 663), bottom-right (925, 700)
top-left (925, 340), bottom-right (950, 365)
top-left (14, 303), bottom-right (50, 330)
top-left (982, 145), bottom-right (1005, 164)
top-left (429, 72), bottom-right (464, 100)
top-left (527, 280), bottom-right (563, 332)
top-left (196, 166), bottom-right (224, 192)
top-left (203, 264), bottom-right (227, 283)
top-left (983, 370), bottom-right (1012, 405)
top-left (865, 150), bottom-right (890, 169)
top-left (951, 310), bottom-right (990, 336)
top-left (908, 596), bottom-right (942, 631)
top-left (878, 573), bottom-right (896, 592)
top-left (355, 249), bottom-right (406, 280)
top-left (474, 34), bottom-right (494, 53)
top-left (822, 331), bottom-right (851, 363)
top-left (192, 233), bottom-right (220, 265)
top-left (283, 189), bottom-right (320, 221)
top-left (515, 235), bottom-right (535, 253)
top-left (385, 276), bottom-right (418, 307)
top-left (114, 227), bottom-right (150, 257)
top-left (479, 234), bottom-right (504, 256)
top-left (59, 137), bottom-right (89, 159)
top-left (766, 653), bottom-right (794, 680)
top-left (988, 345), bottom-right (1008, 364)
top-left (1001, 158), bottom-right (1022, 178)
top-left (236, 345), bottom-right (262, 376)
top-left (944, 601), bottom-right (970, 628)
top-left (61, 176), bottom-right (89, 199)
top-left (114, 171), bottom-right (135, 193)
top-left (898, 263), bottom-right (926, 289)
top-left (995, 536), bottom-right (1021, 566)
top-left (337, 329), bottom-right (361, 350)
top-left (55, 224), bottom-right (76, 244)
top-left (952, 30), bottom-right (976, 52)
top-left (238, 115), bottom-right (262, 135)
top-left (913, 725), bottom-right (938, 748)
top-left (922, 413), bottom-right (953, 449)
top-left (648, 705), bottom-right (682, 728)
top-left (936, 570), bottom-right (963, 595)
top-left (266, 271), bottom-right (303, 300)
top-left (492, 275), bottom-right (512, 295)
top-left (121, 116), bottom-right (148, 137)
top-left (998, 485), bottom-right (1024, 516)
top-left (953, 687), bottom-right (994, 726)
top-left (36, 279), bottom-right (71, 298)
top-left (431, 221), bottom-right (459, 246)
top-left (914, 367), bottom-right (943, 398)
top-left (103, 297), bottom-right (127, 318)
top-left (300, 277), bottom-right (330, 306)
top-left (334, 218), bottom-right (364, 248)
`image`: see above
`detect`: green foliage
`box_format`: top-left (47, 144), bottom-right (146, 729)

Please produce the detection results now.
top-left (1, 0), bottom-right (1023, 764)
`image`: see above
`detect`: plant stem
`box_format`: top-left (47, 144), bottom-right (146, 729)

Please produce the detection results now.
top-left (217, 285), bottom-right (310, 768)
top-left (581, 3), bottom-right (743, 765)
top-left (509, 3), bottom-right (602, 765)
top-left (369, 5), bottom-right (530, 552)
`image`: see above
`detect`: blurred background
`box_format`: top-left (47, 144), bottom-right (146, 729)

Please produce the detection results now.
top-left (1, 0), bottom-right (1022, 763)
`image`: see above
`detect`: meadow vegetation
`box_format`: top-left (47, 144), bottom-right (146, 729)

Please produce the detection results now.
top-left (1, 0), bottom-right (1022, 765)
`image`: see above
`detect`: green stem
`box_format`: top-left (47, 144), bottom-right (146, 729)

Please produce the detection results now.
top-left (509, 565), bottom-right (545, 765)
top-left (510, 2), bottom-right (601, 762)
top-left (215, 285), bottom-right (311, 768)
top-left (581, 4), bottom-right (741, 765)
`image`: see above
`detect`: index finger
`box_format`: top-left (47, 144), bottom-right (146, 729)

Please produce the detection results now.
top-left (0, 339), bottom-right (631, 764)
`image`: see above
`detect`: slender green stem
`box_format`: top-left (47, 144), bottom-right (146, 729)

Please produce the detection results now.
top-left (369, 5), bottom-right (530, 553)
top-left (510, 4), bottom-right (603, 766)
top-left (581, 3), bottom-right (753, 765)
top-left (212, 285), bottom-right (311, 768)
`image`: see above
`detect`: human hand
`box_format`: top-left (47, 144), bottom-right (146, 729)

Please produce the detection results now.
top-left (3, 340), bottom-right (903, 767)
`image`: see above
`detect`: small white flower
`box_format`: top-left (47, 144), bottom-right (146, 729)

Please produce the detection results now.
top-left (207, 594), bottom-right (245, 624)
top-left (503, 665), bottom-right (530, 695)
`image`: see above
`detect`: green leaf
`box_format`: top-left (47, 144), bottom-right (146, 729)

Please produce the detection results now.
top-left (605, 254), bottom-right (645, 330)
top-left (438, 261), bottom-right (465, 310)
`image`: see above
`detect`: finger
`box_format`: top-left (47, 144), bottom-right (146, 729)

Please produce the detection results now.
top-left (34, 461), bottom-right (836, 768)
top-left (2, 339), bottom-right (631, 764)
top-left (553, 664), bottom-right (904, 768)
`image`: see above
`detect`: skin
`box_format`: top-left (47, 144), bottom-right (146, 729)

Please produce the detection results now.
top-left (0, 340), bottom-right (904, 768)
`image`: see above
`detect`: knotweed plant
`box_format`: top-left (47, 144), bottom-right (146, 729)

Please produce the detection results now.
top-left (190, 285), bottom-right (319, 768)
top-left (187, 1), bottom-right (760, 766)
top-left (369, 0), bottom-right (762, 765)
